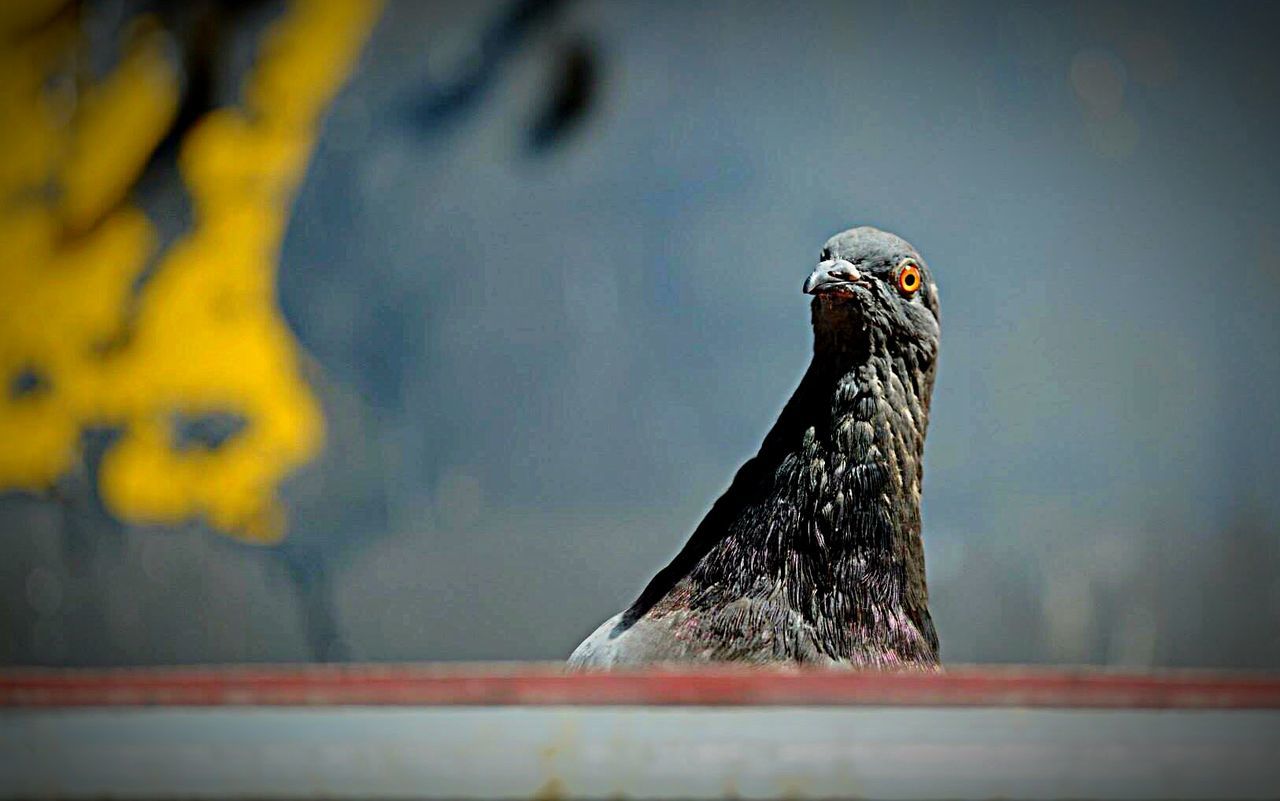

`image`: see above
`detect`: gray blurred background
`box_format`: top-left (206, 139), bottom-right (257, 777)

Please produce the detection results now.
top-left (3, 0), bottom-right (1279, 669)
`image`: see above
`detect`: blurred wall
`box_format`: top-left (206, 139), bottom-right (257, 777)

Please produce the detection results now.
top-left (2, 0), bottom-right (1278, 668)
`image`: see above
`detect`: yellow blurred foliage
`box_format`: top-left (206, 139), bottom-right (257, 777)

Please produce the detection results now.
top-left (0, 1), bottom-right (383, 542)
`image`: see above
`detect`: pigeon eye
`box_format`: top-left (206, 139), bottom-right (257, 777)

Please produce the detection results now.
top-left (896, 261), bottom-right (922, 295)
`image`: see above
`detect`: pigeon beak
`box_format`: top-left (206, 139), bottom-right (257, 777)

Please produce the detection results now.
top-left (804, 259), bottom-right (862, 295)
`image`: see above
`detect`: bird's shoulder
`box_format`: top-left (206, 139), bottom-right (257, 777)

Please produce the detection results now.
top-left (568, 586), bottom-right (826, 667)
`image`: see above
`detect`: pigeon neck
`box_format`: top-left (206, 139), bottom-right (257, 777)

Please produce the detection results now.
top-left (769, 329), bottom-right (938, 661)
top-left (806, 327), bottom-right (934, 520)
top-left (620, 323), bottom-right (939, 664)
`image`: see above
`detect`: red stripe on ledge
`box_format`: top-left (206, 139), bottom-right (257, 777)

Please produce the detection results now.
top-left (2, 664), bottom-right (1279, 709)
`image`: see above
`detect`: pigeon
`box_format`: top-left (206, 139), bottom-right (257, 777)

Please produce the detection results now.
top-left (570, 226), bottom-right (941, 668)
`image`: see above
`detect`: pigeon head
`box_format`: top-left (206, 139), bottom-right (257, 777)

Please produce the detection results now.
top-left (804, 226), bottom-right (939, 358)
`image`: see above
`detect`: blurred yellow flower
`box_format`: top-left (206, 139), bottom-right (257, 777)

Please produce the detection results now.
top-left (0, 0), bottom-right (383, 542)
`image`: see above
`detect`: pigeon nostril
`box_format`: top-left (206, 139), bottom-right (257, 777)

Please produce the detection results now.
top-left (829, 264), bottom-right (860, 282)
top-left (817, 259), bottom-right (860, 282)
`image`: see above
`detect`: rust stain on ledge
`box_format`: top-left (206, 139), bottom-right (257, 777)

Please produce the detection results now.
top-left (1, 663), bottom-right (1279, 709)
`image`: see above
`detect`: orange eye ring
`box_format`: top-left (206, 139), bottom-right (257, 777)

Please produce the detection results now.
top-left (896, 261), bottom-right (922, 294)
